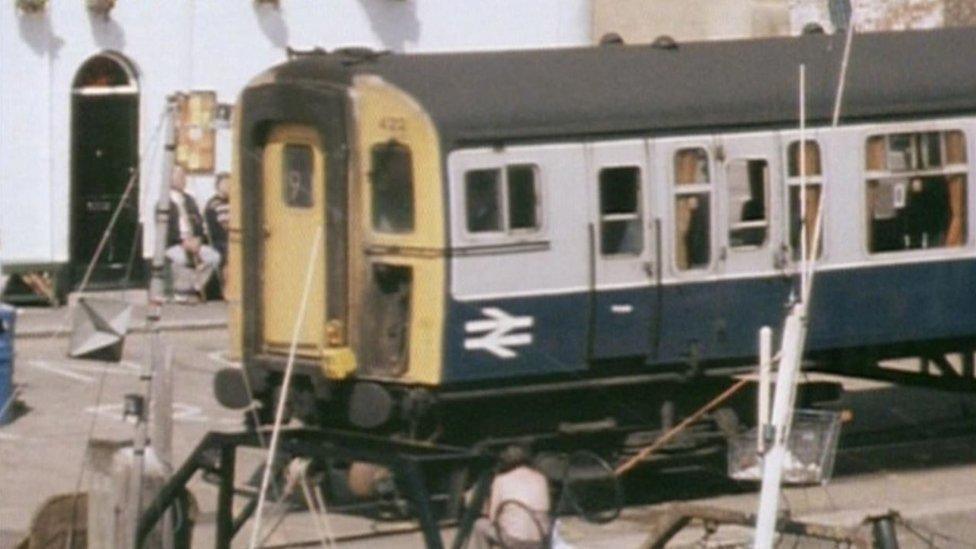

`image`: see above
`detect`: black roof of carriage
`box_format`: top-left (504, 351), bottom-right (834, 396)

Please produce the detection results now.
top-left (269, 27), bottom-right (976, 147)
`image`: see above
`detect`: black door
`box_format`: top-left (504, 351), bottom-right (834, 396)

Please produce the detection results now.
top-left (70, 93), bottom-right (142, 289)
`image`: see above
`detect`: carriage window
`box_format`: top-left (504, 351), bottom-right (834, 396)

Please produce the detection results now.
top-left (727, 160), bottom-right (769, 248)
top-left (787, 141), bottom-right (824, 259)
top-left (865, 130), bottom-right (967, 253)
top-left (371, 140), bottom-right (414, 233)
top-left (466, 169), bottom-right (501, 232)
top-left (507, 165), bottom-right (539, 231)
top-left (465, 164), bottom-right (540, 234)
top-left (599, 167), bottom-right (643, 256)
top-left (673, 148), bottom-right (711, 270)
top-left (282, 144), bottom-right (313, 208)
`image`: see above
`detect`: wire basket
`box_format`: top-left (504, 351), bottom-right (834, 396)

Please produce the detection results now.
top-left (727, 409), bottom-right (842, 485)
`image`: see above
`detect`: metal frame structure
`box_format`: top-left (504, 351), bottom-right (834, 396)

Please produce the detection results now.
top-left (137, 427), bottom-right (493, 549)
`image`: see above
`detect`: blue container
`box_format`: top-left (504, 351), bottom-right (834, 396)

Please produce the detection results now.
top-left (0, 304), bottom-right (15, 426)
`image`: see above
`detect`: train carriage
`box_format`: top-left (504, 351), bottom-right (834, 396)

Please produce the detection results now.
top-left (224, 28), bottom-right (976, 439)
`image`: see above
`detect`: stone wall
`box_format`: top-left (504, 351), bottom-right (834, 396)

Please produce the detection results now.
top-left (789, 0), bottom-right (976, 33)
top-left (594, 0), bottom-right (976, 44)
top-left (591, 0), bottom-right (790, 43)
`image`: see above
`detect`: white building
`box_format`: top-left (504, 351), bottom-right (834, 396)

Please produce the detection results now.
top-left (0, 0), bottom-right (590, 294)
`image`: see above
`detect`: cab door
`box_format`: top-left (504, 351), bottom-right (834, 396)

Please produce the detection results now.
top-left (587, 140), bottom-right (655, 360)
top-left (261, 125), bottom-right (326, 355)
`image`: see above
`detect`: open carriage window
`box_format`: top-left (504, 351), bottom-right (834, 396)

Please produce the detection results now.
top-left (371, 140), bottom-right (415, 234)
top-left (727, 160), bottom-right (769, 248)
top-left (787, 140), bottom-right (823, 259)
top-left (673, 148), bottom-right (711, 270)
top-left (865, 130), bottom-right (967, 253)
top-left (465, 164), bottom-right (540, 234)
top-left (599, 166), bottom-right (643, 256)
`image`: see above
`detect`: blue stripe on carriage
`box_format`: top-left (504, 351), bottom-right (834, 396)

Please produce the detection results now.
top-left (442, 258), bottom-right (976, 383)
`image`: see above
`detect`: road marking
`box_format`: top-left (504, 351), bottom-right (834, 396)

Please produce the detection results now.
top-left (172, 404), bottom-right (209, 423)
top-left (25, 360), bottom-right (94, 383)
top-left (68, 360), bottom-right (141, 376)
top-left (120, 360), bottom-right (143, 371)
top-left (207, 350), bottom-right (241, 368)
top-left (85, 402), bottom-right (211, 424)
top-left (0, 432), bottom-right (21, 441)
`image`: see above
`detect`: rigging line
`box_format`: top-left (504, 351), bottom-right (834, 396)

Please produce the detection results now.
top-left (831, 19), bottom-right (856, 129)
top-left (75, 169), bottom-right (138, 292)
top-left (40, 108), bottom-right (168, 346)
top-left (257, 464), bottom-right (305, 548)
top-left (120, 221), bottom-right (144, 294)
top-left (297, 463), bottom-right (336, 549)
top-left (222, 350), bottom-right (287, 508)
top-left (254, 461), bottom-right (336, 549)
top-left (802, 5), bottom-right (857, 301)
top-left (312, 482), bottom-right (339, 548)
top-left (0, 390), bottom-right (19, 426)
top-left (248, 226), bottom-right (324, 549)
top-left (898, 520), bottom-right (938, 549)
top-left (898, 516), bottom-right (976, 549)
top-left (614, 377), bottom-right (750, 476)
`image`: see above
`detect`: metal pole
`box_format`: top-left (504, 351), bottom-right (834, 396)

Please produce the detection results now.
top-left (150, 94), bottom-right (181, 305)
top-left (400, 461), bottom-right (444, 549)
top-left (758, 326), bottom-right (772, 454)
top-left (451, 470), bottom-right (492, 549)
top-left (133, 94), bottom-right (181, 549)
top-left (150, 346), bottom-right (174, 469)
top-left (216, 444), bottom-right (237, 549)
top-left (753, 65), bottom-right (811, 549)
top-left (798, 65), bottom-right (808, 300)
top-left (868, 512), bottom-right (900, 549)
top-left (752, 303), bottom-right (808, 549)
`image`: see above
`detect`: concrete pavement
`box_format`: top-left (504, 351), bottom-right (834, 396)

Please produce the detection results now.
top-left (10, 291), bottom-right (228, 339)
top-left (3, 299), bottom-right (976, 548)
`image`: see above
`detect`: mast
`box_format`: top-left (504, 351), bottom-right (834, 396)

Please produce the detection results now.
top-left (753, 15), bottom-right (857, 547)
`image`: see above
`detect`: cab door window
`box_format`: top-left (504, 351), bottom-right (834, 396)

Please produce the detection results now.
top-left (371, 139), bottom-right (414, 233)
top-left (673, 148), bottom-right (711, 270)
top-left (282, 144), bottom-right (314, 208)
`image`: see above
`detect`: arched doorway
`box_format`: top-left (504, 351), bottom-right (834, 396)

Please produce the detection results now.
top-left (69, 52), bottom-right (142, 289)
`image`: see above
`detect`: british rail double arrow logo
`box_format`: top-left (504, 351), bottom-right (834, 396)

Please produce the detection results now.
top-left (463, 307), bottom-right (534, 359)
